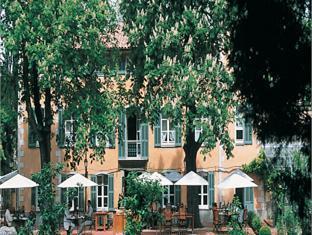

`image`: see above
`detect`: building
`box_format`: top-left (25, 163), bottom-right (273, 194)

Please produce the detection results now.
top-left (14, 34), bottom-right (270, 225)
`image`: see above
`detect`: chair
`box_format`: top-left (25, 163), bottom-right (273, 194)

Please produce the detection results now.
top-left (177, 204), bottom-right (187, 235)
top-left (213, 209), bottom-right (222, 232)
top-left (83, 215), bottom-right (95, 235)
top-left (162, 205), bottom-right (173, 235)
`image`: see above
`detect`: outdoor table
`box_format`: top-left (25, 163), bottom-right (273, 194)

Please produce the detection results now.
top-left (94, 211), bottom-right (109, 231)
top-left (172, 212), bottom-right (194, 233)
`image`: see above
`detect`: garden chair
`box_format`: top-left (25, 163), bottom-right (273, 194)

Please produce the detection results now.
top-left (162, 205), bottom-right (173, 235)
top-left (177, 204), bottom-right (187, 235)
top-left (82, 215), bottom-right (95, 235)
top-left (213, 208), bottom-right (222, 232)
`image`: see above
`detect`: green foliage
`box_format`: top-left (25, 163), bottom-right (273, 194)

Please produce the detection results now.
top-left (229, 229), bottom-right (245, 235)
top-left (18, 220), bottom-right (34, 235)
top-left (251, 215), bottom-right (262, 233)
top-left (122, 172), bottom-right (163, 234)
top-left (276, 205), bottom-right (302, 235)
top-left (227, 196), bottom-right (244, 234)
top-left (259, 226), bottom-right (271, 235)
top-left (247, 210), bottom-right (261, 233)
top-left (228, 0), bottom-right (311, 145)
top-left (121, 0), bottom-right (235, 227)
top-left (243, 149), bottom-right (311, 234)
top-left (120, 0), bottom-right (235, 157)
top-left (1, 0), bottom-right (120, 167)
top-left (247, 211), bottom-right (256, 227)
top-left (31, 163), bottom-right (65, 235)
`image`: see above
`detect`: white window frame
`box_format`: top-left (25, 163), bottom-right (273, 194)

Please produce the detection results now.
top-left (94, 133), bottom-right (111, 148)
top-left (118, 57), bottom-right (127, 74)
top-left (64, 118), bottom-right (75, 146)
top-left (198, 184), bottom-right (209, 209)
top-left (235, 114), bottom-right (244, 145)
top-left (162, 185), bottom-right (176, 207)
top-left (96, 174), bottom-right (109, 211)
top-left (161, 116), bottom-right (175, 146)
top-left (194, 117), bottom-right (209, 144)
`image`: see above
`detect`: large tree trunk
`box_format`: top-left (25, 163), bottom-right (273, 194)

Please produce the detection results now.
top-left (183, 123), bottom-right (202, 228)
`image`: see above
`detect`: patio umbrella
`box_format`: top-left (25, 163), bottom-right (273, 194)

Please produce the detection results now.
top-left (138, 172), bottom-right (173, 185)
top-left (225, 169), bottom-right (254, 182)
top-left (0, 174), bottom-right (38, 189)
top-left (0, 171), bottom-right (18, 184)
top-left (174, 171), bottom-right (208, 186)
top-left (217, 173), bottom-right (258, 189)
top-left (150, 172), bottom-right (173, 186)
top-left (163, 171), bottom-right (183, 182)
top-left (57, 173), bottom-right (97, 188)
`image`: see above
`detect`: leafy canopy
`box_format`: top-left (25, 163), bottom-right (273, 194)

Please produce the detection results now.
top-left (121, 0), bottom-right (235, 156)
top-left (1, 0), bottom-right (121, 167)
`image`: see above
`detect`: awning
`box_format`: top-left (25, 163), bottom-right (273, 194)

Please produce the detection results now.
top-left (0, 171), bottom-right (18, 184)
top-left (163, 171), bottom-right (183, 182)
top-left (58, 173), bottom-right (97, 188)
top-left (224, 169), bottom-right (254, 182)
top-left (217, 173), bottom-right (258, 189)
top-left (175, 171), bottom-right (208, 186)
top-left (0, 174), bottom-right (38, 189)
top-left (138, 172), bottom-right (173, 186)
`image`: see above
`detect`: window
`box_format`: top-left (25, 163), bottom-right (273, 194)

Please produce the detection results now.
top-left (162, 185), bottom-right (180, 207)
top-left (235, 113), bottom-right (252, 145)
top-left (194, 117), bottom-right (209, 144)
top-left (198, 184), bottom-right (209, 209)
top-left (198, 172), bottom-right (214, 209)
top-left (161, 116), bottom-right (175, 146)
top-left (97, 174), bottom-right (109, 211)
top-left (119, 56), bottom-right (127, 74)
top-left (92, 133), bottom-right (112, 148)
top-left (64, 119), bottom-right (75, 146)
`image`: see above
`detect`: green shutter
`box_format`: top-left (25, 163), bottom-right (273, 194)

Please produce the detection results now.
top-left (60, 174), bottom-right (68, 204)
top-left (108, 174), bottom-right (114, 210)
top-left (208, 172), bottom-right (215, 208)
top-left (109, 129), bottom-right (115, 149)
top-left (78, 187), bottom-right (84, 211)
top-left (244, 187), bottom-right (254, 211)
top-left (58, 109), bottom-right (65, 147)
top-left (31, 187), bottom-right (36, 208)
top-left (154, 116), bottom-right (161, 147)
top-left (140, 123), bottom-right (148, 158)
top-left (118, 112), bottom-right (126, 159)
top-left (244, 119), bottom-right (252, 144)
top-left (91, 175), bottom-right (97, 210)
top-left (175, 125), bottom-right (182, 147)
top-left (28, 123), bottom-right (38, 148)
top-left (174, 185), bottom-right (181, 205)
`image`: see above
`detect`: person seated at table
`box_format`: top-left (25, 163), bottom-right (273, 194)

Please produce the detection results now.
top-left (4, 205), bottom-right (13, 227)
top-left (164, 203), bottom-right (172, 222)
top-left (19, 206), bottom-right (25, 218)
top-left (77, 200), bottom-right (93, 235)
top-left (212, 202), bottom-right (218, 210)
top-left (178, 203), bottom-right (187, 227)
top-left (64, 202), bottom-right (76, 235)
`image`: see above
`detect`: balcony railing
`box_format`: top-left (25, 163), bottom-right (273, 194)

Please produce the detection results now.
top-left (127, 140), bottom-right (141, 158)
top-left (264, 142), bottom-right (302, 158)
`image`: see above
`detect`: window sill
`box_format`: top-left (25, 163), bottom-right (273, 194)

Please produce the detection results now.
top-left (198, 205), bottom-right (209, 210)
top-left (160, 144), bottom-right (177, 148)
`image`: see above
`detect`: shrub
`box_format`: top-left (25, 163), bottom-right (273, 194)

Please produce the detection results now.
top-left (229, 229), bottom-right (245, 235)
top-left (247, 211), bottom-right (256, 226)
top-left (259, 226), bottom-right (271, 235)
top-left (251, 215), bottom-right (262, 232)
top-left (122, 172), bottom-right (163, 234)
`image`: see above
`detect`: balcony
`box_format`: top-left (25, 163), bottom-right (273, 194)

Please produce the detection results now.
top-left (119, 140), bottom-right (148, 170)
top-left (263, 142), bottom-right (302, 158)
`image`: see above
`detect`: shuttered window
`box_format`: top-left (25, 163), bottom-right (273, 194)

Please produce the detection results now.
top-left (154, 114), bottom-right (182, 148)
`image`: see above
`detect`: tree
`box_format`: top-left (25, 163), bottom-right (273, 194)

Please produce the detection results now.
top-left (243, 150), bottom-right (311, 234)
top-left (227, 0), bottom-right (311, 149)
top-left (1, 0), bottom-right (120, 229)
top-left (120, 0), bottom-right (234, 226)
top-left (0, 50), bottom-right (18, 175)
top-left (1, 0), bottom-right (119, 169)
